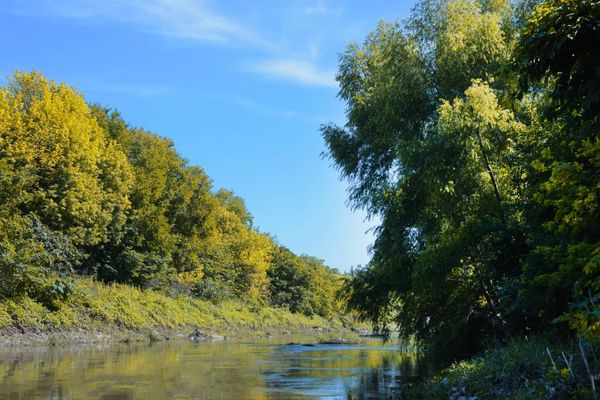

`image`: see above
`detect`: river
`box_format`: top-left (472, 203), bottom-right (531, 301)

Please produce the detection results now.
top-left (0, 336), bottom-right (436, 399)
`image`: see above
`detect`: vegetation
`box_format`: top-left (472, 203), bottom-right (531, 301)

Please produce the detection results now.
top-left (0, 277), bottom-right (335, 340)
top-left (321, 0), bottom-right (599, 397)
top-left (1, 0), bottom-right (598, 397)
top-left (400, 336), bottom-right (598, 399)
top-left (0, 71), bottom-right (345, 336)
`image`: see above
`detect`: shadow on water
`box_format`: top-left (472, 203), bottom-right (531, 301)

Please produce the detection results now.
top-left (0, 337), bottom-right (440, 399)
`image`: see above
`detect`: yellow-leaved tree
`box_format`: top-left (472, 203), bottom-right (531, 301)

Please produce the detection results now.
top-left (1, 72), bottom-right (133, 246)
top-left (0, 72), bottom-right (133, 305)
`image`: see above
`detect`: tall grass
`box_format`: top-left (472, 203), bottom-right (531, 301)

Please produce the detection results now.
top-left (0, 278), bottom-right (337, 338)
top-left (402, 336), bottom-right (599, 399)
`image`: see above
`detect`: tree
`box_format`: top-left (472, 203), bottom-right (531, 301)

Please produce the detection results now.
top-left (515, 0), bottom-right (600, 339)
top-left (268, 246), bottom-right (313, 314)
top-left (88, 109), bottom-right (218, 288)
top-left (0, 71), bottom-right (345, 319)
top-left (268, 247), bottom-right (343, 317)
top-left (322, 0), bottom-right (533, 352)
top-left (324, 0), bottom-right (600, 352)
top-left (0, 72), bottom-right (132, 303)
top-left (215, 189), bottom-right (253, 227)
top-left (299, 255), bottom-right (343, 318)
top-left (1, 72), bottom-right (133, 248)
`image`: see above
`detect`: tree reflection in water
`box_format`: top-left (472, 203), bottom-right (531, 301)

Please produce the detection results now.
top-left (0, 338), bottom-right (436, 399)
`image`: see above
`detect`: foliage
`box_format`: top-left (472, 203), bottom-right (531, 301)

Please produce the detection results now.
top-left (268, 247), bottom-right (343, 317)
top-left (0, 71), bottom-right (345, 321)
top-left (0, 277), bottom-right (336, 336)
top-left (1, 72), bottom-right (133, 247)
top-left (402, 336), bottom-right (598, 399)
top-left (0, 72), bottom-right (123, 307)
top-left (514, 0), bottom-right (600, 341)
top-left (322, 0), bottom-right (600, 354)
top-left (268, 246), bottom-right (313, 313)
top-left (515, 0), bottom-right (600, 116)
top-left (0, 215), bottom-right (79, 309)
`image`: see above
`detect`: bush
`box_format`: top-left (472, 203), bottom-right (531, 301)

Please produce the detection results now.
top-left (0, 215), bottom-right (79, 309)
top-left (192, 278), bottom-right (228, 303)
top-left (403, 337), bottom-right (598, 399)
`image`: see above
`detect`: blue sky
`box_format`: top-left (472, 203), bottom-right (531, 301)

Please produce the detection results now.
top-left (1, 0), bottom-right (416, 272)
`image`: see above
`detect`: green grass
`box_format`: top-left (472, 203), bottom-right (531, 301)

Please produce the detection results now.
top-left (0, 278), bottom-right (338, 340)
top-left (401, 336), bottom-right (598, 400)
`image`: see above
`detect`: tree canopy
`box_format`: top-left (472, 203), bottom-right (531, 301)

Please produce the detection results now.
top-left (323, 0), bottom-right (599, 352)
top-left (0, 71), bottom-right (344, 318)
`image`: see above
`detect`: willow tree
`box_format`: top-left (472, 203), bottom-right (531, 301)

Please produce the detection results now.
top-left (323, 0), bottom-right (532, 352)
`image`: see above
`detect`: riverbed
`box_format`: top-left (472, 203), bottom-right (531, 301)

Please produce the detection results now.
top-left (0, 336), bottom-right (435, 399)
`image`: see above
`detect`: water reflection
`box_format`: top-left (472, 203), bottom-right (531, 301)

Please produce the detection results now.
top-left (0, 337), bottom-right (434, 399)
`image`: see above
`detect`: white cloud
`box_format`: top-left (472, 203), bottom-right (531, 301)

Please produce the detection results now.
top-left (248, 58), bottom-right (337, 88)
top-left (31, 0), bottom-right (268, 47)
top-left (138, 0), bottom-right (267, 46)
top-left (301, 0), bottom-right (341, 16)
top-left (9, 0), bottom-right (339, 88)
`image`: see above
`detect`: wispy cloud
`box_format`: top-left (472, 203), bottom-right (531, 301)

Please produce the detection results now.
top-left (137, 0), bottom-right (268, 47)
top-left (248, 58), bottom-right (337, 88)
top-left (301, 0), bottom-right (341, 16)
top-left (8, 0), bottom-right (341, 88)
top-left (29, 0), bottom-right (268, 47)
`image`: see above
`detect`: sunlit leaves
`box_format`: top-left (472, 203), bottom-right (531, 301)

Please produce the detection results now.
top-left (436, 0), bottom-right (510, 98)
top-left (1, 72), bottom-right (344, 316)
top-left (1, 72), bottom-right (134, 246)
top-left (321, 0), bottom-right (599, 352)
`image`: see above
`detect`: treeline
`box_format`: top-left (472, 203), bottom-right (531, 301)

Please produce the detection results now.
top-left (0, 72), bottom-right (342, 318)
top-left (323, 0), bottom-right (599, 353)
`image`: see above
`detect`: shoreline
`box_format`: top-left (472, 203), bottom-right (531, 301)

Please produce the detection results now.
top-left (0, 324), bottom-right (342, 349)
top-left (0, 278), bottom-right (351, 349)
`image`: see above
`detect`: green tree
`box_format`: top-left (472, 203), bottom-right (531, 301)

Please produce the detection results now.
top-left (88, 108), bottom-right (218, 288)
top-left (322, 0), bottom-right (532, 352)
top-left (300, 255), bottom-right (343, 318)
top-left (0, 71), bottom-right (345, 320)
top-left (324, 0), bottom-right (600, 352)
top-left (268, 247), bottom-right (343, 317)
top-left (198, 204), bottom-right (273, 302)
top-left (515, 0), bottom-right (600, 338)
top-left (215, 189), bottom-right (253, 227)
top-left (268, 246), bottom-right (313, 314)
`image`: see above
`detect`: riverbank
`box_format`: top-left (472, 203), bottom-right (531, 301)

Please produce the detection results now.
top-left (398, 336), bottom-right (598, 400)
top-left (0, 278), bottom-right (346, 347)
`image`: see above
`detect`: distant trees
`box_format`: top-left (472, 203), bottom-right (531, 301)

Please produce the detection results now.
top-left (323, 0), bottom-right (599, 352)
top-left (268, 247), bottom-right (342, 316)
top-left (0, 71), bottom-right (343, 318)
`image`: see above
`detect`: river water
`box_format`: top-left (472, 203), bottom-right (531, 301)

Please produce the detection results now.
top-left (0, 336), bottom-right (435, 399)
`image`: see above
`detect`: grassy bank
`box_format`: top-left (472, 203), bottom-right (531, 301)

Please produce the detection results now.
top-left (400, 336), bottom-right (598, 400)
top-left (0, 278), bottom-right (342, 346)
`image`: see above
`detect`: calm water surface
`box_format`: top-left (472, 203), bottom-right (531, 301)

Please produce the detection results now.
top-left (0, 336), bottom-right (435, 399)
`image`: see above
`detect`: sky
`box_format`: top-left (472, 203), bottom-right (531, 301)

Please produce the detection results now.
top-left (0, 0), bottom-right (416, 272)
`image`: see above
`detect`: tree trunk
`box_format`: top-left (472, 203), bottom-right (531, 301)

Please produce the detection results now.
top-left (474, 131), bottom-right (505, 223)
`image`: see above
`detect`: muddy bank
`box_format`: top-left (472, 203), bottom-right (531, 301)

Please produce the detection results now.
top-left (0, 324), bottom-right (348, 349)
